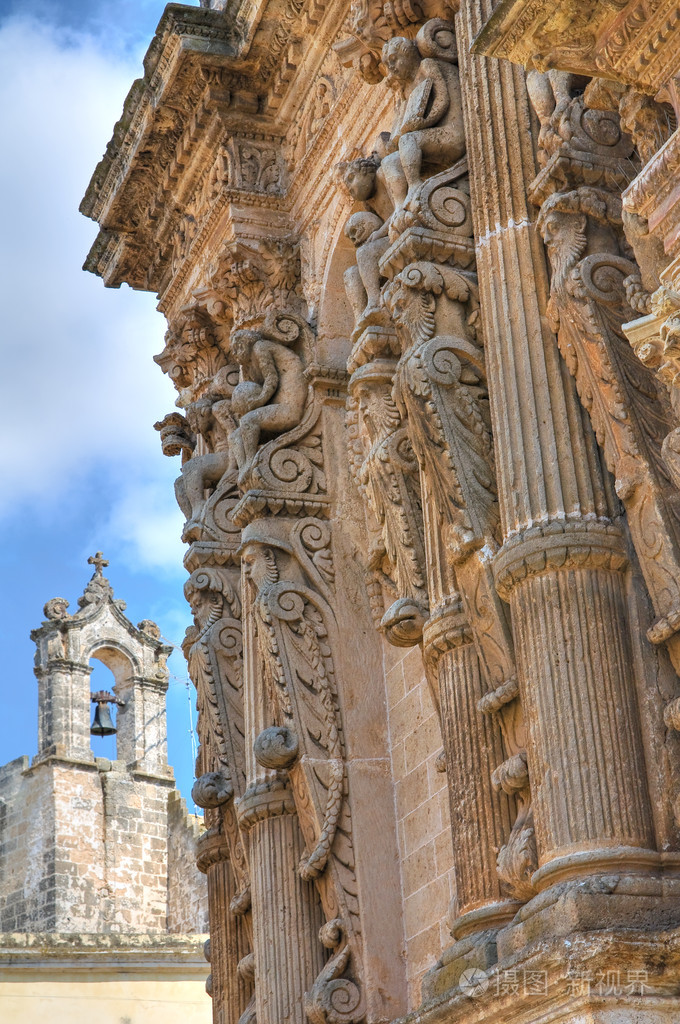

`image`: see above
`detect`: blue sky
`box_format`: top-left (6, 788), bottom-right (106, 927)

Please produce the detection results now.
top-left (0, 0), bottom-right (203, 805)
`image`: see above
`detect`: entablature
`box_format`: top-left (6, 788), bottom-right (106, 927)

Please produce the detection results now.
top-left (473, 0), bottom-right (680, 93)
top-left (81, 0), bottom-right (456, 305)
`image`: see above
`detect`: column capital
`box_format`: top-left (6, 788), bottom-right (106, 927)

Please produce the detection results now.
top-left (422, 599), bottom-right (473, 672)
top-left (494, 521), bottom-right (628, 601)
top-left (196, 826), bottom-right (232, 873)
top-left (235, 776), bottom-right (297, 829)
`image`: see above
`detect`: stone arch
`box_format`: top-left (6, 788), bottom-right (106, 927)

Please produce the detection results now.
top-left (88, 656), bottom-right (120, 761)
top-left (316, 202), bottom-right (356, 361)
top-left (88, 642), bottom-right (140, 682)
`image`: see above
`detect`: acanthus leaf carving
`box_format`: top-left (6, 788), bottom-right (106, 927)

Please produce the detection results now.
top-left (240, 528), bottom-right (363, 965)
top-left (530, 89), bottom-right (680, 741)
top-left (184, 565), bottom-right (252, 909)
top-left (210, 238), bottom-right (305, 331)
top-left (347, 359), bottom-right (429, 646)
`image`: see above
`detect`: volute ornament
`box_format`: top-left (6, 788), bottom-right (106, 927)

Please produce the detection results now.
top-left (304, 920), bottom-right (364, 1024)
top-left (254, 726), bottom-right (300, 769)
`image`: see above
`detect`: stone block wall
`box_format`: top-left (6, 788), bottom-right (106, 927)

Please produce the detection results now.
top-left (382, 643), bottom-right (454, 1008)
top-left (0, 753), bottom-right (207, 936)
top-left (96, 763), bottom-right (173, 932)
top-left (0, 756), bottom-right (59, 932)
top-left (49, 761), bottom-right (105, 932)
top-left (167, 791), bottom-right (209, 934)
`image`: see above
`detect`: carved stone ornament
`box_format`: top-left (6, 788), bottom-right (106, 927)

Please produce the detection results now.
top-left (304, 920), bottom-right (365, 1024)
top-left (346, 359), bottom-right (429, 645)
top-left (79, 0), bottom-right (680, 1019)
top-left (192, 771), bottom-right (235, 808)
top-left (531, 89), bottom-right (680, 689)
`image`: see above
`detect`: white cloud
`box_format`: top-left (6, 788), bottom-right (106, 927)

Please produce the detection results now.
top-left (0, 15), bottom-right (184, 571)
top-left (99, 465), bottom-right (186, 573)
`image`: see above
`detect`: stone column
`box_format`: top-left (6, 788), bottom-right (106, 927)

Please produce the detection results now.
top-left (425, 610), bottom-right (514, 931)
top-left (238, 777), bottom-right (326, 1024)
top-left (116, 674), bottom-right (169, 775)
top-left (456, 0), bottom-right (656, 897)
top-left (197, 829), bottom-right (253, 1024)
top-left (237, 595), bottom-right (326, 1024)
top-left (422, 606), bottom-right (517, 996)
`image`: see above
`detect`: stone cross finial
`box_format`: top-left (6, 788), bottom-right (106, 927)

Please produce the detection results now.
top-left (88, 551), bottom-right (109, 576)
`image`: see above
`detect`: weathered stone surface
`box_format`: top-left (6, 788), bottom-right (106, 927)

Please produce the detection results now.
top-left (80, 2), bottom-right (680, 1023)
top-left (0, 561), bottom-right (208, 936)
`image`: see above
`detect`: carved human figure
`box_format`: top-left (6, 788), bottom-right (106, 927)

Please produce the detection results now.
top-left (525, 69), bottom-right (577, 165)
top-left (176, 364), bottom-right (237, 531)
top-left (309, 79), bottom-right (333, 137)
top-left (379, 21), bottom-right (465, 210)
top-left (338, 152), bottom-right (393, 322)
top-left (229, 327), bottom-right (308, 485)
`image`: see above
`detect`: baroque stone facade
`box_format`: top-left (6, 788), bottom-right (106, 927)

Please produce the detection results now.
top-left (81, 2), bottom-right (680, 1023)
top-left (0, 559), bottom-right (209, 1023)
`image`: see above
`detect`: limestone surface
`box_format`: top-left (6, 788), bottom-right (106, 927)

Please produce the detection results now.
top-left (80, 3), bottom-right (680, 1023)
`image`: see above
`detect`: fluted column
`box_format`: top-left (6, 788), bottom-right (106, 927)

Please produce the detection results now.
top-left (456, 0), bottom-right (656, 892)
top-left (496, 527), bottom-right (655, 883)
top-left (423, 606), bottom-right (517, 937)
top-left (197, 830), bottom-right (252, 1024)
top-left (237, 590), bottom-right (326, 1024)
top-left (237, 776), bottom-right (326, 1024)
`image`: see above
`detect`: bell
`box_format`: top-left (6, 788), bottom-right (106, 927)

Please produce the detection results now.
top-left (91, 702), bottom-right (116, 737)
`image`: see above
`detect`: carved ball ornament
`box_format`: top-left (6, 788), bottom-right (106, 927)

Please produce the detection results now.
top-left (192, 771), bottom-right (235, 808)
top-left (253, 726), bottom-right (300, 769)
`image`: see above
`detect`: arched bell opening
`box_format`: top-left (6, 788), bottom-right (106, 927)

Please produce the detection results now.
top-left (88, 659), bottom-right (120, 761)
top-left (89, 644), bottom-right (136, 765)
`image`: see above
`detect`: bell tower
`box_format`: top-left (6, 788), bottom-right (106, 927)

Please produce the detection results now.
top-left (0, 557), bottom-right (204, 935)
top-left (32, 552), bottom-right (172, 775)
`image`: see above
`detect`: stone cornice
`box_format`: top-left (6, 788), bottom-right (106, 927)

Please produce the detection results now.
top-left (472, 0), bottom-right (680, 93)
top-left (80, 0), bottom-right (351, 296)
top-left (0, 931), bottom-right (208, 967)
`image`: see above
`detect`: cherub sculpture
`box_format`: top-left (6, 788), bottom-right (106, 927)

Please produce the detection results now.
top-left (338, 151), bottom-right (394, 322)
top-left (229, 326), bottom-right (308, 485)
top-left (379, 21), bottom-right (465, 210)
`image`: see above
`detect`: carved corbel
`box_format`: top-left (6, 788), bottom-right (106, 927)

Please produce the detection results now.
top-left (346, 359), bottom-right (429, 646)
top-left (239, 525), bottom-right (364, 1017)
top-left (531, 94), bottom-right (680, 693)
top-left (154, 304), bottom-right (228, 402)
top-left (209, 237), bottom-right (306, 331)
